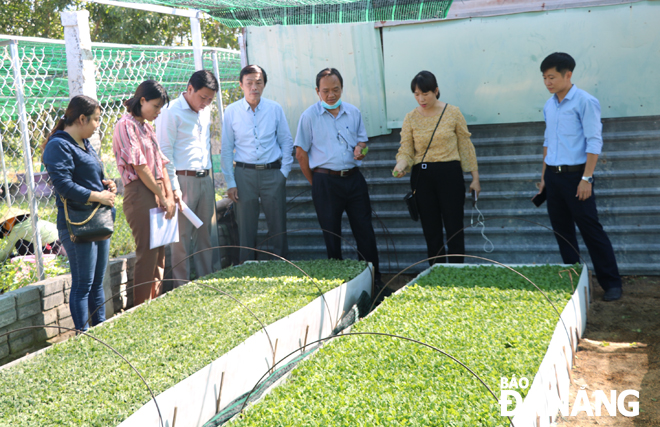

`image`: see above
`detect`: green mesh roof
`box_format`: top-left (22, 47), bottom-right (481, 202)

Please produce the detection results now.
top-left (0, 40), bottom-right (241, 122)
top-left (106, 0), bottom-right (453, 27)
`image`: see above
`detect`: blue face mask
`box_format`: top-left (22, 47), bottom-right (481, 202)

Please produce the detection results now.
top-left (321, 99), bottom-right (342, 110)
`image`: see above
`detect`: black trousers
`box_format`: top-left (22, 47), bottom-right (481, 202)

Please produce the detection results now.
top-left (544, 169), bottom-right (621, 290)
top-left (412, 161), bottom-right (466, 264)
top-left (312, 169), bottom-right (380, 280)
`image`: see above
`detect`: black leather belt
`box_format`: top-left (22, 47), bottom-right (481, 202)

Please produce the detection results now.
top-left (547, 164), bottom-right (585, 173)
top-left (313, 167), bottom-right (358, 177)
top-left (235, 161), bottom-right (281, 170)
top-left (176, 169), bottom-right (209, 177)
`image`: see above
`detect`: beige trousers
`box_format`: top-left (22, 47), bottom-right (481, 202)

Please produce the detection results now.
top-left (123, 179), bottom-right (165, 305)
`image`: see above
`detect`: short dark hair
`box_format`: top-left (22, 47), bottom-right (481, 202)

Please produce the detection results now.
top-left (410, 71), bottom-right (440, 99)
top-left (540, 52), bottom-right (576, 74)
top-left (124, 79), bottom-right (169, 118)
top-left (316, 68), bottom-right (343, 89)
top-left (188, 70), bottom-right (219, 92)
top-left (239, 65), bottom-right (267, 86)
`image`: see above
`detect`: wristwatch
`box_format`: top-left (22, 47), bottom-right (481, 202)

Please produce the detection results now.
top-left (581, 176), bottom-right (594, 184)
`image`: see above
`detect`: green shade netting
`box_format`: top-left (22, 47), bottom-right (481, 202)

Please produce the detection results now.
top-left (0, 40), bottom-right (241, 122)
top-left (104, 0), bottom-right (453, 27)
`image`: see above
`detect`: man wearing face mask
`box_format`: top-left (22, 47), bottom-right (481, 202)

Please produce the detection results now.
top-left (295, 68), bottom-right (385, 293)
top-left (221, 65), bottom-right (293, 262)
top-left (156, 70), bottom-right (218, 284)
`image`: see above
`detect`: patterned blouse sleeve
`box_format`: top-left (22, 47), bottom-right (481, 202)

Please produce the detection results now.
top-left (454, 107), bottom-right (478, 172)
top-left (115, 119), bottom-right (147, 167)
top-left (395, 112), bottom-right (415, 171)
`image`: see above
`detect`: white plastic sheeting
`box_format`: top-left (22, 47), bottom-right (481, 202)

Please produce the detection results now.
top-left (512, 265), bottom-right (588, 426)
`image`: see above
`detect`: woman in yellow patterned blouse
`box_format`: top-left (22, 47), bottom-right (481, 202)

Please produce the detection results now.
top-left (393, 71), bottom-right (480, 264)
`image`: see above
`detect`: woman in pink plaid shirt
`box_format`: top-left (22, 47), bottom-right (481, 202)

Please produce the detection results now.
top-left (113, 80), bottom-right (176, 306)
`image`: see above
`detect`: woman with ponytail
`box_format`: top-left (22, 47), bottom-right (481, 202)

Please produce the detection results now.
top-left (112, 80), bottom-right (174, 306)
top-left (42, 95), bottom-right (117, 331)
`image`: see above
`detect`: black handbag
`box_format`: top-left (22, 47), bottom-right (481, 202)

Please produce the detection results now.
top-left (404, 104), bottom-right (448, 221)
top-left (62, 196), bottom-right (114, 243)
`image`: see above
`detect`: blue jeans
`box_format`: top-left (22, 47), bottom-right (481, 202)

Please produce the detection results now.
top-left (58, 229), bottom-right (110, 331)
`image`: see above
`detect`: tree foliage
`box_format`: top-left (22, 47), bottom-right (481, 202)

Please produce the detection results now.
top-left (0, 1), bottom-right (238, 49)
top-left (0, 0), bottom-right (72, 39)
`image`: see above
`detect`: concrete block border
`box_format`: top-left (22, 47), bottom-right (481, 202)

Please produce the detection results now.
top-left (0, 253), bottom-right (138, 366)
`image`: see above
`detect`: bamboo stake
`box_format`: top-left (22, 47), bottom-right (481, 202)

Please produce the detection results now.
top-left (563, 346), bottom-right (573, 383)
top-left (554, 364), bottom-right (562, 401)
top-left (215, 371), bottom-right (225, 414)
top-left (271, 338), bottom-right (278, 374)
top-left (302, 325), bottom-right (309, 353)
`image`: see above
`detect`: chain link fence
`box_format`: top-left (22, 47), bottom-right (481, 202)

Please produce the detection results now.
top-left (0, 36), bottom-right (241, 291)
top-left (93, 44), bottom-right (241, 257)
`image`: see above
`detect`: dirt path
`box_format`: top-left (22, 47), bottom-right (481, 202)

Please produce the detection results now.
top-left (556, 275), bottom-right (660, 426)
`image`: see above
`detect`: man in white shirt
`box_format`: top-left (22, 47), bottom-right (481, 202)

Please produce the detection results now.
top-left (156, 70), bottom-right (218, 284)
top-left (221, 65), bottom-right (293, 262)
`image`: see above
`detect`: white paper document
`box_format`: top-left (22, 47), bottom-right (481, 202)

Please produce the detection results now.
top-left (179, 200), bottom-right (203, 229)
top-left (149, 207), bottom-right (179, 249)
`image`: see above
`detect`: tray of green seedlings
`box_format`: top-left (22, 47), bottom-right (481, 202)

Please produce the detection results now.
top-left (0, 259), bottom-right (367, 427)
top-left (229, 264), bottom-right (578, 427)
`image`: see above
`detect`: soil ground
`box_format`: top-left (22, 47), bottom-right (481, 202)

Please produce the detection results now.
top-left (555, 275), bottom-right (660, 427)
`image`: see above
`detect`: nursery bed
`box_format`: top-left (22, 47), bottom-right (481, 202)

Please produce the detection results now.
top-left (119, 260), bottom-right (372, 427)
top-left (228, 264), bottom-right (583, 427)
top-left (0, 260), bottom-right (367, 427)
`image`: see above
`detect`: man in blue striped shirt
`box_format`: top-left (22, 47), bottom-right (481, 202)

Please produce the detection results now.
top-left (536, 52), bottom-right (622, 301)
top-left (221, 65), bottom-right (293, 263)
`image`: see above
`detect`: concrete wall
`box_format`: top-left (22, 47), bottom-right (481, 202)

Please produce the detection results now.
top-left (383, 1), bottom-right (660, 127)
top-left (246, 22), bottom-right (390, 139)
top-left (0, 253), bottom-right (137, 366)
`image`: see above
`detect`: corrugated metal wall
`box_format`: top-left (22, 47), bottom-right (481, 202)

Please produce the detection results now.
top-left (245, 23), bottom-right (390, 138)
top-left (278, 115), bottom-right (660, 276)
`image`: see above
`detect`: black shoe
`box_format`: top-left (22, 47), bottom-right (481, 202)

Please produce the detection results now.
top-left (602, 287), bottom-right (622, 301)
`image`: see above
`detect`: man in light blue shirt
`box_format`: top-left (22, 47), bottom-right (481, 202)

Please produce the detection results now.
top-left (536, 52), bottom-right (622, 301)
top-left (295, 68), bottom-right (385, 296)
top-left (221, 65), bottom-right (293, 262)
